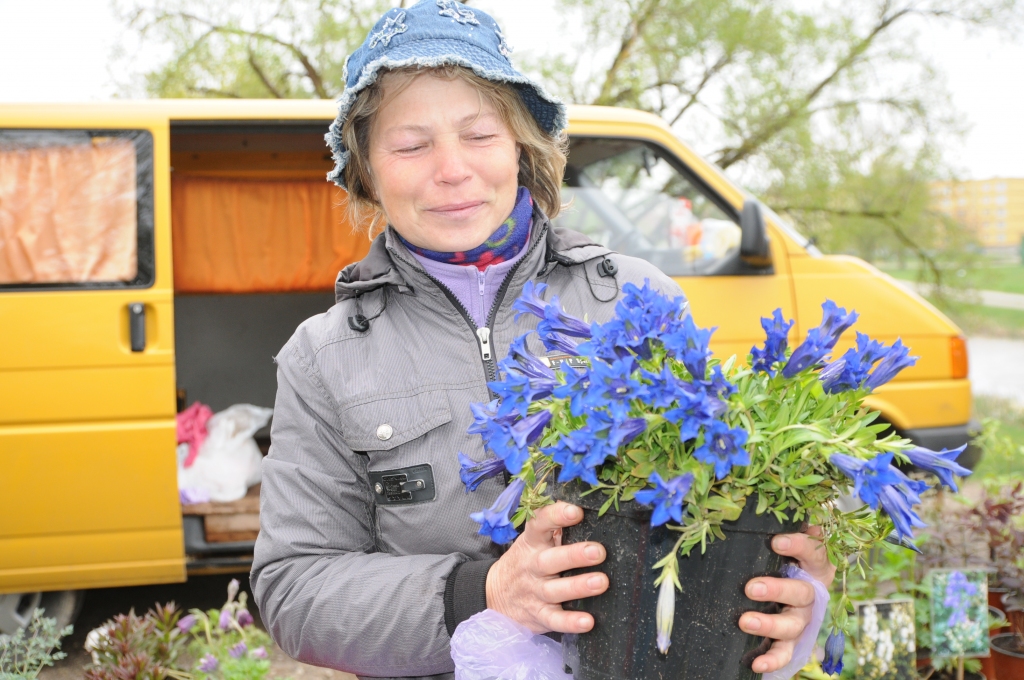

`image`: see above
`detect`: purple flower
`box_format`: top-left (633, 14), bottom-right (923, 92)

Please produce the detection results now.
top-left (782, 301), bottom-right (858, 378)
top-left (236, 609), bottom-right (253, 627)
top-left (457, 452), bottom-right (506, 492)
top-left (176, 614), bottom-right (196, 634)
top-left (218, 607), bottom-right (233, 630)
top-left (198, 653), bottom-right (219, 673)
top-left (229, 641), bottom-right (247, 659)
top-left (693, 420), bottom-right (750, 480)
top-left (865, 339), bottom-right (918, 389)
top-left (470, 478), bottom-right (524, 545)
top-left (830, 452), bottom-right (928, 540)
top-left (634, 472), bottom-right (694, 527)
top-left (822, 628), bottom-right (845, 675)
top-left (750, 309), bottom-right (794, 376)
top-left (944, 571), bottom-right (978, 627)
top-left (250, 646), bottom-right (268, 659)
top-left (904, 445), bottom-right (971, 492)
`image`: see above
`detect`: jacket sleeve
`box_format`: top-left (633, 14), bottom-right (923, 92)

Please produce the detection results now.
top-left (251, 334), bottom-right (471, 677)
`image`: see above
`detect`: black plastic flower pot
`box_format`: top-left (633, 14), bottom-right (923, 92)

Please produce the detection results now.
top-left (554, 482), bottom-right (802, 680)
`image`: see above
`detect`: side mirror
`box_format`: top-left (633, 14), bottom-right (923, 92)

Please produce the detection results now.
top-left (740, 200), bottom-right (771, 268)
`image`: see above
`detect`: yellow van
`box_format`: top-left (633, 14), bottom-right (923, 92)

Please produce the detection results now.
top-left (0, 100), bottom-right (973, 632)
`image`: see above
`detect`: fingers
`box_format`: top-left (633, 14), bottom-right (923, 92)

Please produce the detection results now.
top-left (522, 502), bottom-right (584, 548)
top-left (772, 530), bottom-right (836, 584)
top-left (535, 541), bottom-right (606, 576)
top-left (745, 577), bottom-right (816, 608)
top-left (751, 638), bottom-right (796, 674)
top-left (739, 607), bottom-right (810, 641)
top-left (542, 608), bottom-right (595, 634)
top-left (541, 572), bottom-right (609, 604)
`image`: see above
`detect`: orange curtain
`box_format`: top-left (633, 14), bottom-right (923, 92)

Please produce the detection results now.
top-left (171, 176), bottom-right (370, 293)
top-left (0, 139), bottom-right (138, 284)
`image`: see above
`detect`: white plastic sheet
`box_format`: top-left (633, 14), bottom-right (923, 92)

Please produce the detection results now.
top-left (177, 404), bottom-right (272, 502)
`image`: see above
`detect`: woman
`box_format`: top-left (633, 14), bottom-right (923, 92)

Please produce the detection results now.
top-left (251, 2), bottom-right (835, 679)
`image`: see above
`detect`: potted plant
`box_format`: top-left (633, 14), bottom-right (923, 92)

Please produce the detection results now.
top-left (461, 281), bottom-right (973, 680)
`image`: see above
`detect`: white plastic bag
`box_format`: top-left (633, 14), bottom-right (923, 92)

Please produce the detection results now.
top-left (177, 404), bottom-right (272, 502)
top-left (451, 609), bottom-right (573, 680)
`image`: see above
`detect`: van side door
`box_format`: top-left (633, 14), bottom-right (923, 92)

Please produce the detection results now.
top-left (0, 114), bottom-right (183, 593)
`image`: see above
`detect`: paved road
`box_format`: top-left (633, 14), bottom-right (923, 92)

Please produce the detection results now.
top-left (895, 280), bottom-right (1024, 311)
top-left (968, 336), bottom-right (1024, 406)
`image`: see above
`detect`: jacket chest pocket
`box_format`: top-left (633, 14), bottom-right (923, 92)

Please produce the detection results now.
top-left (339, 389), bottom-right (453, 499)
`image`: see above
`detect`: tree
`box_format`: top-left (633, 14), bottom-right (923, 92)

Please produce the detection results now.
top-left (118, 0), bottom-right (1023, 287)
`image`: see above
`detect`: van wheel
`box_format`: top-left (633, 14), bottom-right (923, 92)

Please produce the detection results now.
top-left (0, 590), bottom-right (83, 636)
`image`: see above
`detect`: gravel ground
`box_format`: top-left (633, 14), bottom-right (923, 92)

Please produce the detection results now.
top-left (36, 574), bottom-right (354, 680)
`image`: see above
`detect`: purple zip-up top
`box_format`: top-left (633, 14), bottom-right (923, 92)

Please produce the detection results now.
top-left (404, 187), bottom-right (533, 328)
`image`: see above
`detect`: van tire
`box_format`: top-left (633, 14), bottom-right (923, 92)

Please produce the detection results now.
top-left (0, 590), bottom-right (83, 636)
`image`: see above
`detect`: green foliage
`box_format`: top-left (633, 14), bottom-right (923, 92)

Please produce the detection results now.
top-left (84, 602), bottom-right (191, 680)
top-left (183, 582), bottom-right (273, 680)
top-left (971, 411), bottom-right (1024, 480)
top-left (0, 609), bottom-right (72, 680)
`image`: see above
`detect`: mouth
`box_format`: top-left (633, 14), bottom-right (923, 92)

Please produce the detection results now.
top-left (427, 201), bottom-right (486, 219)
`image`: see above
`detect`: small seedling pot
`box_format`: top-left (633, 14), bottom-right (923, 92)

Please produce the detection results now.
top-left (555, 482), bottom-right (800, 680)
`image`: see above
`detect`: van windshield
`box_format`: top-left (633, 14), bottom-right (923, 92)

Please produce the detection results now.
top-left (558, 138), bottom-right (741, 276)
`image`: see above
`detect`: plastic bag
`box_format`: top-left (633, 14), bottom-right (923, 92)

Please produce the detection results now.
top-left (177, 404), bottom-right (272, 503)
top-left (762, 564), bottom-right (830, 680)
top-left (450, 609), bottom-right (573, 680)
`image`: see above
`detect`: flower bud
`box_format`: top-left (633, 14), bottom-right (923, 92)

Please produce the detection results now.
top-left (227, 578), bottom-right (240, 603)
top-left (218, 608), bottom-right (233, 630)
top-left (176, 614), bottom-right (197, 634)
top-left (237, 608), bottom-right (254, 627)
top-left (656, 576), bottom-right (675, 654)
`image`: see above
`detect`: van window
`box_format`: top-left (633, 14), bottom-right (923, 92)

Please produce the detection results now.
top-left (0, 130), bottom-right (154, 289)
top-left (559, 138), bottom-right (742, 276)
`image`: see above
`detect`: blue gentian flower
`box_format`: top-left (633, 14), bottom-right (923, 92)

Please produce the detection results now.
top-left (820, 332), bottom-right (888, 393)
top-left (489, 370), bottom-right (556, 419)
top-left (505, 334), bottom-right (557, 381)
top-left (693, 420), bottom-right (750, 479)
top-left (663, 387), bottom-right (720, 442)
top-left (457, 452), bottom-right (506, 492)
top-left (822, 628), bottom-right (845, 675)
top-left (701, 364), bottom-right (737, 399)
top-left (782, 301), bottom-right (858, 378)
top-left (904, 445), bottom-right (970, 492)
top-left (511, 280), bottom-right (550, 321)
top-left (830, 452), bottom-right (928, 540)
top-left (509, 410), bottom-right (552, 448)
top-left (585, 358), bottom-right (648, 418)
top-left (547, 413), bottom-right (645, 485)
top-left (634, 471), bottom-right (695, 526)
top-left (750, 309), bottom-right (794, 375)
top-left (643, 364), bottom-right (694, 408)
top-left (553, 367), bottom-right (592, 416)
top-left (865, 339), bottom-right (918, 389)
top-left (198, 654), bottom-right (219, 673)
top-left (470, 478), bottom-right (525, 544)
top-left (663, 315), bottom-right (715, 380)
top-left (538, 295), bottom-right (594, 339)
top-left (548, 429), bottom-right (599, 485)
top-left (467, 401), bottom-right (531, 474)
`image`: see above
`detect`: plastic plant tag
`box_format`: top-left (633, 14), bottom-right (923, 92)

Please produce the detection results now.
top-left (852, 599), bottom-right (916, 679)
top-left (929, 569), bottom-right (990, 659)
top-left (450, 609), bottom-right (572, 680)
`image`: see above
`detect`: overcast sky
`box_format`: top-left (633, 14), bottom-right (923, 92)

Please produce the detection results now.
top-left (1, 0), bottom-right (1022, 180)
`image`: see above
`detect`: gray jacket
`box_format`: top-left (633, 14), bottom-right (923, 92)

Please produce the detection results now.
top-left (251, 211), bottom-right (685, 679)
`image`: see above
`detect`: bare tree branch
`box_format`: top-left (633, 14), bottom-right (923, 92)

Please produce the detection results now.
top-left (669, 52), bottom-right (733, 125)
top-left (594, 0), bottom-right (664, 105)
top-left (248, 50), bottom-right (285, 98)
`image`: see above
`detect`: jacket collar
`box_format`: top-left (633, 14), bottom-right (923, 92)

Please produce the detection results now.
top-left (334, 207), bottom-right (611, 303)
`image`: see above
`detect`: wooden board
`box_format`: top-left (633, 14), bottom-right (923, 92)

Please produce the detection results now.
top-left (182, 484), bottom-right (260, 516)
top-left (204, 513), bottom-right (260, 543)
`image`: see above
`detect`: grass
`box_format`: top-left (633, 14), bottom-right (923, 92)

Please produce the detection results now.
top-left (924, 296), bottom-right (1024, 339)
top-left (971, 394), bottom-right (1024, 480)
top-left (882, 263), bottom-right (1024, 295)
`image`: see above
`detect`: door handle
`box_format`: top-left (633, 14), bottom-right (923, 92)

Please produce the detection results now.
top-left (129, 303), bottom-right (146, 352)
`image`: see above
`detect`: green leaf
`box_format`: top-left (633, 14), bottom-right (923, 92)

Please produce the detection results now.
top-left (791, 474), bottom-right (825, 487)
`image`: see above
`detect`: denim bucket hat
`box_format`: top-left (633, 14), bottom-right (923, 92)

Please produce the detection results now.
top-left (325, 0), bottom-right (567, 189)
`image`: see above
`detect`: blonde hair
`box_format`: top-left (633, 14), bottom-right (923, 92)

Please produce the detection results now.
top-left (341, 64), bottom-right (567, 237)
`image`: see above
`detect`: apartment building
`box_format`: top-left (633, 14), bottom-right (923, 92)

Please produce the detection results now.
top-left (930, 178), bottom-right (1024, 252)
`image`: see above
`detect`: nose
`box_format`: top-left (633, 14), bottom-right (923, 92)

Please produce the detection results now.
top-left (433, 135), bottom-right (472, 187)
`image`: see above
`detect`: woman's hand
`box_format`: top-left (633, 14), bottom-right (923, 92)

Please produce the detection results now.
top-left (740, 526), bottom-right (836, 674)
top-left (486, 501), bottom-right (609, 634)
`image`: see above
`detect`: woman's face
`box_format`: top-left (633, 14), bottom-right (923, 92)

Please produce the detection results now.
top-left (368, 73), bottom-right (521, 252)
